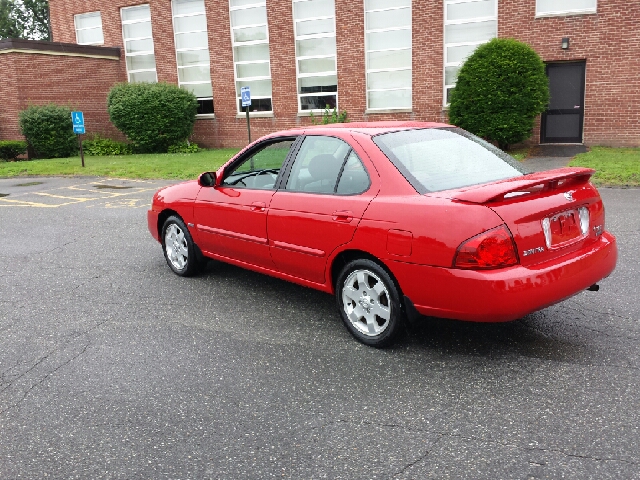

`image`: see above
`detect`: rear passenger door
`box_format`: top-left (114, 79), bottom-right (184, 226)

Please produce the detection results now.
top-left (267, 135), bottom-right (377, 284)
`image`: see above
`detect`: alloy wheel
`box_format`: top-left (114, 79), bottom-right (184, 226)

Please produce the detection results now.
top-left (164, 223), bottom-right (188, 271)
top-left (341, 269), bottom-right (392, 337)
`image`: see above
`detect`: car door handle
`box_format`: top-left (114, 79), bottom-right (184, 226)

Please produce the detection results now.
top-left (332, 210), bottom-right (353, 223)
top-left (250, 201), bottom-right (267, 212)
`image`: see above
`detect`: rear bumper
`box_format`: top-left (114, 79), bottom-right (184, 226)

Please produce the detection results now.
top-left (147, 209), bottom-right (161, 243)
top-left (394, 232), bottom-right (617, 322)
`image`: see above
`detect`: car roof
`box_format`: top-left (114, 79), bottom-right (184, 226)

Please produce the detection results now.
top-left (265, 122), bottom-right (454, 138)
top-left (301, 121), bottom-right (453, 135)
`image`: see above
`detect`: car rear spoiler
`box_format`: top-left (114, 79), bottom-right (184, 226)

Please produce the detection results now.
top-left (448, 168), bottom-right (596, 204)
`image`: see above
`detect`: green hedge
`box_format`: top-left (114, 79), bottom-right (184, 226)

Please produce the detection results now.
top-left (0, 140), bottom-right (28, 161)
top-left (168, 141), bottom-right (199, 154)
top-left (19, 104), bottom-right (78, 159)
top-left (107, 82), bottom-right (198, 153)
top-left (448, 38), bottom-right (549, 149)
top-left (82, 135), bottom-right (132, 156)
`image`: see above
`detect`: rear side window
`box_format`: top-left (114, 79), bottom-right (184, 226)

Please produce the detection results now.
top-left (285, 136), bottom-right (369, 195)
top-left (336, 151), bottom-right (369, 195)
top-left (373, 128), bottom-right (525, 193)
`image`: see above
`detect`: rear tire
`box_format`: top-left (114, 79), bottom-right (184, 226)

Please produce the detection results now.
top-left (335, 259), bottom-right (404, 347)
top-left (161, 216), bottom-right (203, 277)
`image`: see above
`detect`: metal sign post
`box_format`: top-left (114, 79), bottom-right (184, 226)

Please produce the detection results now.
top-left (241, 86), bottom-right (251, 145)
top-left (71, 111), bottom-right (86, 167)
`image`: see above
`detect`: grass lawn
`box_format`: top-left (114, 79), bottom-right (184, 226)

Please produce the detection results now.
top-left (0, 149), bottom-right (240, 180)
top-left (570, 146), bottom-right (640, 187)
top-left (506, 147), bottom-right (530, 161)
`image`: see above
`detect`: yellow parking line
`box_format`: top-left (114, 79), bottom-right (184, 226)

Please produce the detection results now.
top-left (0, 198), bottom-right (59, 207)
top-left (0, 182), bottom-right (162, 208)
top-left (34, 192), bottom-right (99, 201)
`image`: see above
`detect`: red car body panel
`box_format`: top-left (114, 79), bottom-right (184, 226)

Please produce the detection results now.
top-left (148, 122), bottom-right (618, 323)
top-left (148, 180), bottom-right (200, 242)
top-left (194, 187), bottom-right (276, 269)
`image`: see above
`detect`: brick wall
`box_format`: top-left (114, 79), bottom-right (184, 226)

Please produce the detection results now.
top-left (29, 0), bottom-right (640, 148)
top-left (0, 54), bottom-right (21, 140)
top-left (500, 1), bottom-right (640, 147)
top-left (0, 43), bottom-right (124, 142)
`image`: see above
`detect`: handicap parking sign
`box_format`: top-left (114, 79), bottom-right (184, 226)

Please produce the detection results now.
top-left (241, 86), bottom-right (251, 107)
top-left (71, 111), bottom-right (85, 134)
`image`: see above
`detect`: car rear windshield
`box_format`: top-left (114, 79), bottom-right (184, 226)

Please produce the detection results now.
top-left (372, 128), bottom-right (526, 194)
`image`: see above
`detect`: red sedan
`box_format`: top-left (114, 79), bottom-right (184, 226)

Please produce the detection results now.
top-left (148, 122), bottom-right (617, 347)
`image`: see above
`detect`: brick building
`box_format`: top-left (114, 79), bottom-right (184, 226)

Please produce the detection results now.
top-left (1, 0), bottom-right (638, 148)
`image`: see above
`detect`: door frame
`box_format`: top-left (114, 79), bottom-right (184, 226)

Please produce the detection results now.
top-left (540, 61), bottom-right (586, 144)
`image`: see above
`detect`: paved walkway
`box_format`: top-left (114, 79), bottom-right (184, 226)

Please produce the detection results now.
top-left (520, 144), bottom-right (586, 173)
top-left (520, 156), bottom-right (571, 173)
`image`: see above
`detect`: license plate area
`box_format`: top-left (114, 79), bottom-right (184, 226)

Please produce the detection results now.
top-left (542, 209), bottom-right (584, 249)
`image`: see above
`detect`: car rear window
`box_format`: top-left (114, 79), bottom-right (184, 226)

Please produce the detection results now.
top-left (372, 128), bottom-right (526, 194)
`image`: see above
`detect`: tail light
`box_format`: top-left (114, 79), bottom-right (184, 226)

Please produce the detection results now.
top-left (454, 225), bottom-right (519, 269)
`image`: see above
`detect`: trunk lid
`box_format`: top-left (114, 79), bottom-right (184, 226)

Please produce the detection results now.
top-left (430, 168), bottom-right (606, 266)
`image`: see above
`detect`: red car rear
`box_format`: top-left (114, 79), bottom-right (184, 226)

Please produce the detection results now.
top-left (148, 122), bottom-right (617, 347)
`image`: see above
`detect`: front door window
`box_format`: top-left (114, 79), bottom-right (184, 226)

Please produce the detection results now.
top-left (223, 139), bottom-right (295, 189)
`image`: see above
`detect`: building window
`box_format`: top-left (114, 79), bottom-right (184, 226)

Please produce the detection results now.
top-left (292, 0), bottom-right (338, 112)
top-left (229, 0), bottom-right (273, 113)
top-left (172, 0), bottom-right (214, 115)
top-left (536, 0), bottom-right (596, 16)
top-left (444, 0), bottom-right (497, 105)
top-left (364, 0), bottom-right (412, 111)
top-left (75, 12), bottom-right (104, 45)
top-left (121, 5), bottom-right (158, 83)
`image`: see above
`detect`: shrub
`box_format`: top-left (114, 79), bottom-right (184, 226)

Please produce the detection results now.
top-left (0, 140), bottom-right (28, 161)
top-left (107, 82), bottom-right (198, 153)
top-left (168, 141), bottom-right (199, 154)
top-left (19, 104), bottom-right (77, 158)
top-left (82, 135), bottom-right (132, 156)
top-left (448, 38), bottom-right (549, 149)
top-left (310, 105), bottom-right (348, 125)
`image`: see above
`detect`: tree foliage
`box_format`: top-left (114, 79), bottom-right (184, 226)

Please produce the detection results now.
top-left (107, 82), bottom-right (198, 154)
top-left (0, 0), bottom-right (50, 40)
top-left (19, 0), bottom-right (50, 40)
top-left (0, 0), bottom-right (22, 39)
top-left (19, 104), bottom-right (77, 159)
top-left (448, 38), bottom-right (549, 149)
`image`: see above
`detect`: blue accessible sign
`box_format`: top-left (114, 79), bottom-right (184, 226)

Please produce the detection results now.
top-left (241, 86), bottom-right (251, 107)
top-left (71, 111), bottom-right (85, 135)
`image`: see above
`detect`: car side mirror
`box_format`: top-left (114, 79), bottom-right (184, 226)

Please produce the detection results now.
top-left (198, 172), bottom-right (216, 187)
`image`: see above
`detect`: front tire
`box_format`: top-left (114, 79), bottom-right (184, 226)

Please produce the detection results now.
top-left (161, 216), bottom-right (202, 277)
top-left (335, 259), bottom-right (404, 347)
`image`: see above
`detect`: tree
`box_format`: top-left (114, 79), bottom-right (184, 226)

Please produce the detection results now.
top-left (0, 0), bottom-right (50, 41)
top-left (0, 0), bottom-right (23, 39)
top-left (19, 0), bottom-right (50, 40)
top-left (448, 38), bottom-right (549, 150)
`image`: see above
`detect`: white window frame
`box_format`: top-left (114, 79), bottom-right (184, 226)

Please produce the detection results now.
top-left (171, 0), bottom-right (214, 111)
top-left (443, 0), bottom-right (497, 106)
top-left (364, 1), bottom-right (412, 112)
top-left (535, 0), bottom-right (597, 17)
top-left (121, 5), bottom-right (158, 83)
top-left (229, 0), bottom-right (273, 114)
top-left (292, 0), bottom-right (338, 113)
top-left (74, 11), bottom-right (104, 46)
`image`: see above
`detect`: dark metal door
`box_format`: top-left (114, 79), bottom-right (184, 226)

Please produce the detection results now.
top-left (541, 62), bottom-right (586, 144)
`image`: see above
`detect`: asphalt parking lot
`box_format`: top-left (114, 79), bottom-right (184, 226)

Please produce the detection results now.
top-left (1, 176), bottom-right (639, 479)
